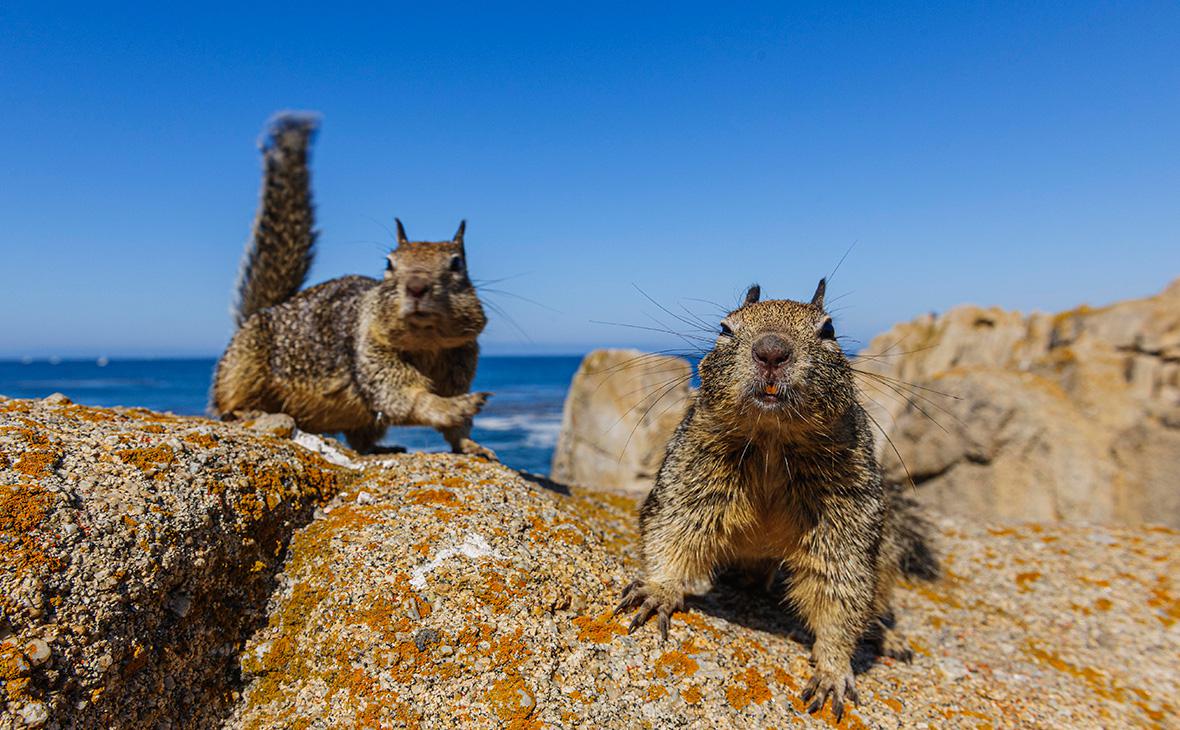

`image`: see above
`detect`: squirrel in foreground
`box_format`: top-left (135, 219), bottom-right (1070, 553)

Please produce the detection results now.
top-left (616, 280), bottom-right (938, 721)
top-left (211, 114), bottom-right (494, 458)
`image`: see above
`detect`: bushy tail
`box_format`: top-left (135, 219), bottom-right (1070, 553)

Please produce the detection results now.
top-left (234, 113), bottom-right (320, 326)
top-left (888, 486), bottom-right (941, 581)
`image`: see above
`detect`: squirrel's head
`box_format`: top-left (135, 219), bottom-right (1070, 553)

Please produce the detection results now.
top-left (698, 279), bottom-right (855, 433)
top-left (375, 219), bottom-right (487, 346)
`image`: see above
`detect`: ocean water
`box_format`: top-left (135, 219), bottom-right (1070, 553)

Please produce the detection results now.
top-left (0, 356), bottom-right (583, 475)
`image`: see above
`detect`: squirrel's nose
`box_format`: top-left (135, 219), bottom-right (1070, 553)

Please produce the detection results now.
top-left (752, 334), bottom-right (792, 370)
top-left (406, 278), bottom-right (430, 299)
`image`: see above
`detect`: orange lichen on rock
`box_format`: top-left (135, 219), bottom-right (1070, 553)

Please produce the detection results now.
top-left (183, 432), bottom-right (219, 449)
top-left (654, 650), bottom-right (699, 679)
top-left (646, 684), bottom-right (669, 701)
top-left (725, 666), bottom-right (772, 710)
top-left (117, 444), bottom-right (175, 471)
top-left (572, 612), bottom-right (628, 644)
top-left (1015, 571), bottom-right (1042, 592)
top-left (681, 684), bottom-right (703, 704)
top-left (1025, 641), bottom-right (1132, 704)
top-left (0, 482), bottom-right (61, 575)
top-left (1145, 575), bottom-right (1180, 626)
top-left (14, 450), bottom-right (59, 478)
top-left (678, 611), bottom-right (722, 638)
top-left (486, 675), bottom-right (541, 730)
top-left (408, 488), bottom-right (460, 506)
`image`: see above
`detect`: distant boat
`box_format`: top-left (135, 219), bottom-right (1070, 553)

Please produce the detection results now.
top-left (96, 357), bottom-right (110, 367)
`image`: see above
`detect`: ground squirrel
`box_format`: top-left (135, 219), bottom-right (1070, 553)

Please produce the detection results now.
top-left (616, 280), bottom-right (938, 720)
top-left (211, 114), bottom-right (494, 458)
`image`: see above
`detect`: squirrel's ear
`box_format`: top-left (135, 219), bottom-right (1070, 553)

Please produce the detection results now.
top-left (743, 284), bottom-right (761, 306)
top-left (395, 218), bottom-right (408, 246)
top-left (453, 220), bottom-right (466, 246)
top-left (810, 278), bottom-right (827, 308)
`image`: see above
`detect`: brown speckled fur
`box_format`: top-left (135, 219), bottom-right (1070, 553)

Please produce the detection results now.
top-left (617, 280), bottom-right (938, 721)
top-left (211, 114), bottom-right (493, 458)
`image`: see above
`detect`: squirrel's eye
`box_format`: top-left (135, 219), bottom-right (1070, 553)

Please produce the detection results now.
top-left (719, 323), bottom-right (734, 337)
top-left (449, 255), bottom-right (463, 272)
top-left (818, 319), bottom-right (836, 341)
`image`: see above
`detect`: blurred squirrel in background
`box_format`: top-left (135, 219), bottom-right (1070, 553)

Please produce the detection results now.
top-left (211, 114), bottom-right (494, 459)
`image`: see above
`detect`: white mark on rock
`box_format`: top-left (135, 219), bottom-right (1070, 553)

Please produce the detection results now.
top-left (292, 431), bottom-right (361, 468)
top-left (409, 533), bottom-right (501, 590)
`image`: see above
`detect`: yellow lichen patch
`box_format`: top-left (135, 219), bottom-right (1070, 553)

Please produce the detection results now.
top-left (1, 642), bottom-right (29, 685)
top-left (1025, 641), bottom-right (1128, 703)
top-left (770, 666), bottom-right (799, 692)
top-left (882, 697), bottom-right (903, 712)
top-left (486, 675), bottom-right (541, 730)
top-left (355, 594), bottom-right (413, 640)
top-left (654, 650), bottom-right (699, 679)
top-left (14, 450), bottom-right (59, 478)
top-left (646, 684), bottom-right (669, 701)
top-left (57, 403), bottom-right (120, 422)
top-left (183, 432), bottom-right (219, 449)
top-left (681, 684), bottom-right (703, 704)
top-left (1014, 571), bottom-right (1041, 592)
top-left (1094, 597), bottom-right (1113, 612)
top-left (1146, 575), bottom-right (1179, 626)
top-left (0, 482), bottom-right (61, 575)
top-left (725, 666), bottom-right (772, 710)
top-left (117, 444), bottom-right (175, 471)
top-left (572, 611), bottom-right (628, 644)
top-left (678, 611), bottom-right (723, 638)
top-left (476, 571), bottom-right (521, 614)
top-left (408, 488), bottom-right (459, 506)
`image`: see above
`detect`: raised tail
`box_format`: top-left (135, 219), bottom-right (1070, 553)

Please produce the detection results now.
top-left (233, 112), bottom-right (320, 326)
top-left (888, 486), bottom-right (941, 581)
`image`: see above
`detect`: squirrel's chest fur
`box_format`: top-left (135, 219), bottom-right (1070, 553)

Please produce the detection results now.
top-left (724, 442), bottom-right (850, 560)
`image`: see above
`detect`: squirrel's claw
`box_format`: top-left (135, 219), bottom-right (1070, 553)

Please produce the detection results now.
top-left (613, 579), bottom-right (684, 640)
top-left (803, 670), bottom-right (856, 722)
top-left (613, 580), bottom-right (643, 616)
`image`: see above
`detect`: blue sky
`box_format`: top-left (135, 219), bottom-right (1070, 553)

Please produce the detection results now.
top-left (2, 2), bottom-right (1178, 358)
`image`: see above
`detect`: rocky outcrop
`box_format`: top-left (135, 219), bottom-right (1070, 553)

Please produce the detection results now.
top-left (550, 349), bottom-right (692, 495)
top-left (0, 396), bottom-right (350, 728)
top-left (3, 398), bottom-right (1177, 728)
top-left (857, 278), bottom-right (1180, 526)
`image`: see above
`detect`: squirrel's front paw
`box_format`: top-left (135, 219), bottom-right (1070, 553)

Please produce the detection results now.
top-left (802, 665), bottom-right (858, 722)
top-left (613, 580), bottom-right (685, 641)
top-left (451, 391), bottom-right (491, 421)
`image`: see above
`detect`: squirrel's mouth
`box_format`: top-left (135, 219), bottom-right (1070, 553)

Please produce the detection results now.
top-left (405, 310), bottom-right (440, 326)
top-left (750, 382), bottom-right (788, 408)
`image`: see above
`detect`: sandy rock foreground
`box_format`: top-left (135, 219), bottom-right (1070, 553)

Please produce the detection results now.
top-left (2, 397), bottom-right (1177, 728)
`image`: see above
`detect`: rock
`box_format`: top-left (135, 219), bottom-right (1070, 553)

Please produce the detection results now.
top-left (0, 399), bottom-right (350, 727)
top-left (3, 400), bottom-right (1178, 728)
top-left (858, 278), bottom-right (1180, 526)
top-left (15, 702), bottom-right (46, 728)
top-left (245, 413), bottom-right (297, 439)
top-left (22, 640), bottom-right (50, 667)
top-left (551, 349), bottom-right (693, 494)
top-left (227, 453), bottom-right (1178, 728)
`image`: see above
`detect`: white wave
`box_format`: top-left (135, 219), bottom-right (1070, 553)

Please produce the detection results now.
top-left (474, 414), bottom-right (563, 449)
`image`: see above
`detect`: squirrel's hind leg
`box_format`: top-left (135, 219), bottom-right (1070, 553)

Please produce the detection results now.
top-left (345, 425), bottom-right (400, 455)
